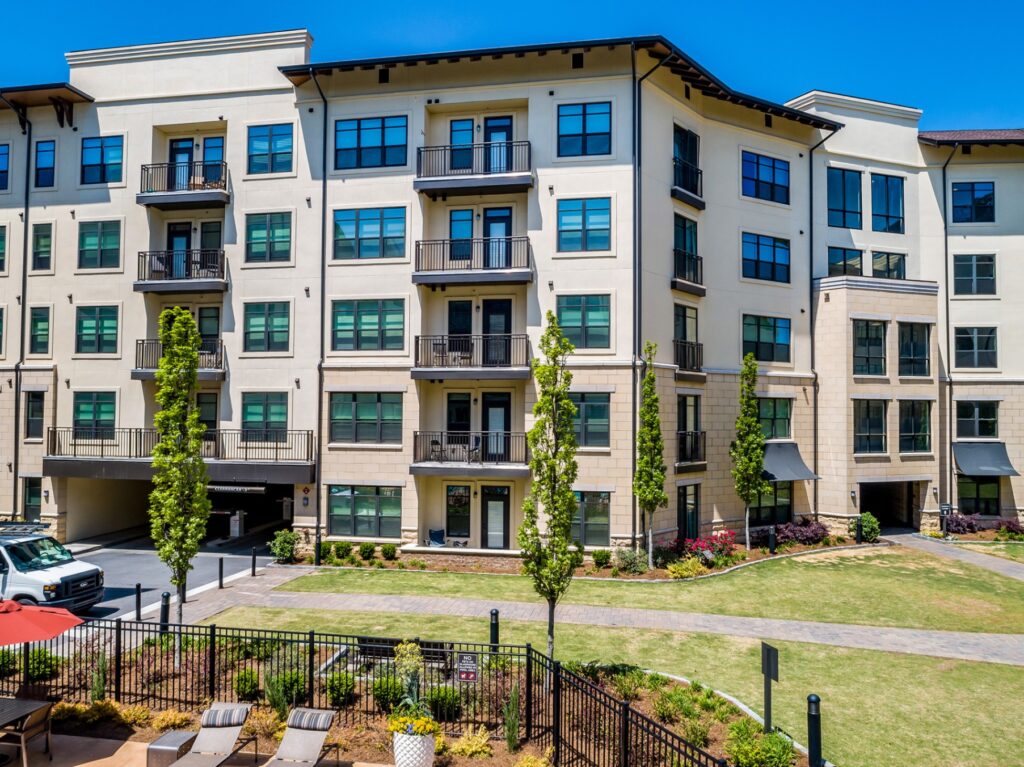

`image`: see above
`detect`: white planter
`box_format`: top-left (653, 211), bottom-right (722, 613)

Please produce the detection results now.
top-left (392, 732), bottom-right (436, 767)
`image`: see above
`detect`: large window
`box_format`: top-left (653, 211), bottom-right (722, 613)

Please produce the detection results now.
top-left (673, 126), bottom-right (701, 194)
top-left (0, 225), bottom-right (6, 271)
top-left (569, 393), bottom-right (610, 447)
top-left (854, 400), bottom-right (886, 454)
top-left (557, 198), bottom-right (610, 252)
top-left (23, 478), bottom-right (41, 523)
top-left (25, 392), bottom-right (44, 440)
top-left (331, 299), bottom-right (405, 351)
top-left (741, 151), bottom-right (789, 205)
top-left (872, 252), bottom-right (906, 280)
top-left (759, 398), bottom-right (791, 440)
top-left (245, 213), bottom-right (292, 263)
top-left (241, 392), bottom-right (288, 441)
top-left (898, 400), bottom-right (931, 453)
top-left (853, 320), bottom-right (886, 375)
top-left (749, 482), bottom-right (792, 526)
top-left (955, 327), bottom-right (997, 368)
top-left (742, 315), bottom-right (790, 363)
top-left (32, 223), bottom-right (52, 271)
top-left (677, 394), bottom-right (700, 432)
top-left (557, 295), bottom-right (610, 349)
top-left (0, 144), bottom-right (8, 190)
top-left (329, 392), bottom-right (402, 444)
top-left (445, 485), bottom-right (471, 538)
top-left (742, 233), bottom-right (790, 283)
top-left (335, 116), bottom-right (407, 169)
top-left (78, 221), bottom-right (120, 269)
top-left (34, 140), bottom-right (55, 188)
top-left (247, 124), bottom-right (293, 174)
top-left (333, 208), bottom-right (405, 260)
top-left (327, 485), bottom-right (402, 538)
top-left (898, 323), bottom-right (930, 377)
top-left (958, 476), bottom-right (999, 515)
top-left (80, 136), bottom-right (123, 184)
top-left (29, 307), bottom-right (49, 355)
top-left (952, 182), bottom-right (995, 223)
top-left (956, 401), bottom-right (998, 438)
top-left (75, 306), bottom-right (118, 354)
top-left (571, 491), bottom-right (610, 547)
top-left (871, 173), bottom-right (905, 233)
top-left (72, 391), bottom-right (115, 439)
top-left (674, 214), bottom-right (697, 256)
top-left (243, 302), bottom-right (290, 352)
top-left (827, 167), bottom-right (861, 228)
top-left (557, 102), bottom-right (611, 157)
top-left (677, 483), bottom-right (701, 539)
top-left (953, 255), bottom-right (995, 295)
top-left (828, 247), bottom-right (862, 276)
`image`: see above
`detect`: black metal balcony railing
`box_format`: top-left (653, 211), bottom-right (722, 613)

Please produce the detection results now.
top-left (415, 335), bottom-right (530, 369)
top-left (140, 161), bottom-right (228, 194)
top-left (674, 340), bottom-right (704, 372)
top-left (46, 427), bottom-right (314, 462)
top-left (137, 250), bottom-right (225, 281)
top-left (413, 431), bottom-right (528, 465)
top-left (677, 430), bottom-right (707, 463)
top-left (673, 158), bottom-right (703, 197)
top-left (415, 237), bottom-right (531, 273)
top-left (417, 141), bottom-right (532, 178)
top-left (673, 249), bottom-right (704, 285)
top-left (135, 339), bottom-right (224, 370)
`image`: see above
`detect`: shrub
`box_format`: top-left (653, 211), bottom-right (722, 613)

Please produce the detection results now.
top-left (667, 558), bottom-right (709, 580)
top-left (645, 673), bottom-right (669, 691)
top-left (238, 638), bottom-right (279, 662)
top-left (117, 704), bottom-right (151, 727)
top-left (266, 670), bottom-right (306, 719)
top-left (652, 546), bottom-right (680, 569)
top-left (90, 653), bottom-right (108, 702)
top-left (51, 702), bottom-right (90, 724)
top-left (591, 549), bottom-right (612, 568)
top-left (380, 543), bottom-right (398, 561)
top-left (153, 710), bottom-right (194, 732)
top-left (945, 513), bottom-right (979, 535)
top-left (317, 541), bottom-right (334, 563)
top-left (372, 675), bottom-right (403, 713)
top-left (408, 558), bottom-right (427, 570)
top-left (358, 542), bottom-right (376, 561)
top-left (244, 709), bottom-right (285, 742)
top-left (514, 751), bottom-right (553, 767)
top-left (503, 684), bottom-right (520, 753)
top-left (426, 685), bottom-right (462, 722)
top-left (334, 541), bottom-right (353, 559)
top-left (269, 530), bottom-right (299, 563)
top-left (82, 699), bottom-right (121, 724)
top-left (26, 648), bottom-right (59, 681)
top-left (614, 547), bottom-right (648, 575)
top-left (848, 511), bottom-right (881, 542)
top-left (325, 672), bottom-right (356, 707)
top-left (996, 519), bottom-right (1024, 541)
top-left (609, 669), bottom-right (645, 701)
top-left (234, 669), bottom-right (260, 702)
top-left (725, 718), bottom-right (794, 767)
top-left (756, 519), bottom-right (829, 546)
top-left (683, 719), bottom-right (710, 748)
top-left (449, 726), bottom-right (493, 758)
top-left (652, 693), bottom-right (680, 723)
top-left (0, 649), bottom-right (18, 677)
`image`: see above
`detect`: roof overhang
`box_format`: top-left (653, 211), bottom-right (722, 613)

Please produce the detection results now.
top-left (919, 130), bottom-right (1024, 147)
top-left (0, 83), bottom-right (93, 130)
top-left (763, 442), bottom-right (818, 482)
top-left (953, 442), bottom-right (1020, 477)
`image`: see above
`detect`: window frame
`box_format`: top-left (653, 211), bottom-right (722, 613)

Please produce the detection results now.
top-left (742, 314), bottom-right (791, 363)
top-left (331, 299), bottom-right (406, 352)
top-left (28, 307), bottom-right (50, 356)
top-left (31, 222), bottom-right (52, 272)
top-left (242, 301), bottom-right (291, 353)
top-left (828, 246), bottom-right (863, 277)
top-left (872, 251), bottom-right (906, 280)
top-left (741, 150), bottom-right (790, 205)
top-left (77, 220), bottom-right (121, 269)
top-left (328, 392), bottom-right (403, 444)
top-left (827, 167), bottom-right (862, 228)
top-left (334, 115), bottom-right (408, 170)
top-left (0, 224), bottom-right (6, 272)
top-left (852, 320), bottom-right (886, 376)
top-left (569, 392), bottom-right (610, 448)
top-left (80, 135), bottom-right (123, 185)
top-left (953, 254), bottom-right (995, 296)
top-left (758, 397), bottom-right (791, 440)
top-left (556, 198), bottom-right (611, 253)
top-left (956, 400), bottom-right (998, 439)
top-left (327, 484), bottom-right (402, 539)
top-left (853, 400), bottom-right (887, 454)
top-left (952, 181), bottom-right (995, 223)
top-left (23, 478), bottom-right (41, 523)
top-left (74, 305), bottom-right (119, 355)
top-left (898, 323), bottom-right (930, 377)
top-left (556, 294), bottom-right (611, 350)
top-left (898, 400), bottom-right (931, 453)
top-left (445, 484), bottom-right (471, 538)
top-left (749, 481), bottom-right (792, 526)
top-left (0, 143), bottom-right (9, 191)
top-left (954, 327), bottom-right (997, 368)
top-left (246, 123), bottom-right (294, 175)
top-left (244, 212), bottom-right (293, 264)
top-left (556, 101), bottom-right (612, 158)
top-left (957, 476), bottom-right (999, 515)
top-left (870, 173), bottom-right (905, 233)
top-left (333, 207), bottom-right (406, 260)
top-left (34, 139), bottom-right (56, 189)
top-left (72, 391), bottom-right (115, 439)
top-left (240, 391), bottom-right (289, 442)
top-left (25, 391), bottom-right (44, 440)
top-left (571, 491), bottom-right (611, 547)
top-left (742, 232), bottom-right (790, 283)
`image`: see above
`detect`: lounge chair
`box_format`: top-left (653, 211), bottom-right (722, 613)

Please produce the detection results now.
top-left (263, 709), bottom-right (336, 767)
top-left (0, 702), bottom-right (52, 767)
top-left (170, 703), bottom-right (254, 767)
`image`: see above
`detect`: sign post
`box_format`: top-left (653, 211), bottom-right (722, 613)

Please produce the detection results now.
top-left (939, 502), bottom-right (951, 535)
top-left (457, 652), bottom-right (479, 682)
top-left (761, 642), bottom-right (779, 733)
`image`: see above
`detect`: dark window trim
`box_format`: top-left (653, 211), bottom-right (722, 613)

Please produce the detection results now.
top-left (244, 212), bottom-right (292, 263)
top-left (331, 299), bottom-right (406, 351)
top-left (872, 251), bottom-right (906, 280)
top-left (80, 135), bottom-right (123, 185)
top-left (569, 392), bottom-right (610, 447)
top-left (742, 232), bottom-right (790, 283)
top-left (557, 101), bottom-right (612, 158)
top-left (556, 197), bottom-right (611, 252)
top-left (871, 173), bottom-right (905, 233)
top-left (327, 484), bottom-right (402, 539)
top-left (742, 314), bottom-right (791, 363)
top-left (243, 301), bottom-right (291, 353)
top-left (758, 397), bottom-right (791, 440)
top-left (556, 294), bottom-right (611, 349)
top-left (853, 320), bottom-right (886, 376)
top-left (898, 400), bottom-right (931, 453)
top-left (571, 491), bottom-right (611, 547)
top-left (957, 475), bottom-right (999, 515)
top-left (898, 323), bottom-right (930, 377)
top-left (333, 207), bottom-right (406, 260)
top-left (827, 167), bottom-right (862, 229)
top-left (749, 481), bottom-right (792, 526)
top-left (853, 399), bottom-right (887, 454)
top-left (334, 115), bottom-right (408, 170)
top-left (741, 150), bottom-right (790, 205)
top-left (955, 400), bottom-right (998, 439)
top-left (954, 326), bottom-right (998, 368)
top-left (951, 181), bottom-right (995, 224)
top-left (247, 123), bottom-right (294, 175)
top-left (828, 246), bottom-right (863, 277)
top-left (328, 392), bottom-right (403, 444)
top-left (74, 305), bottom-right (119, 354)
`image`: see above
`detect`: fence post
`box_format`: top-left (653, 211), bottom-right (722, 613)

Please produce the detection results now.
top-left (524, 645), bottom-right (533, 743)
top-left (208, 625), bottom-right (217, 700)
top-left (307, 631), bottom-right (316, 705)
top-left (552, 661), bottom-right (562, 767)
top-left (807, 694), bottom-right (823, 767)
top-left (618, 700), bottom-right (630, 767)
top-left (489, 609), bottom-right (499, 650)
top-left (114, 618), bottom-right (123, 702)
top-left (22, 643), bottom-right (29, 691)
top-left (135, 583), bottom-right (142, 621)
top-left (856, 517), bottom-right (863, 544)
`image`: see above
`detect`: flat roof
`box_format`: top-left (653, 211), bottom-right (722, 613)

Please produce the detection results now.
top-left (919, 129), bottom-right (1024, 147)
top-left (0, 83), bottom-right (93, 110)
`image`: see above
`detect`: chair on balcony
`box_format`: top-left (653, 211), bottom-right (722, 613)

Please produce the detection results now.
top-left (427, 529), bottom-right (446, 547)
top-left (468, 435), bottom-right (481, 463)
top-left (429, 439), bottom-right (445, 462)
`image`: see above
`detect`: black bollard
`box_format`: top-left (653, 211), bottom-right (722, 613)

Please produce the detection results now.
top-left (807, 694), bottom-right (822, 767)
top-left (768, 526), bottom-right (777, 556)
top-left (856, 517), bottom-right (863, 544)
top-left (219, 557), bottom-right (224, 589)
top-left (490, 609), bottom-right (500, 649)
top-left (135, 583), bottom-right (142, 621)
top-left (251, 547), bottom-right (257, 576)
top-left (159, 592), bottom-right (171, 634)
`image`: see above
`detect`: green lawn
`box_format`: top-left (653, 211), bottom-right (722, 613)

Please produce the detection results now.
top-left (280, 547), bottom-right (1024, 633)
top-left (958, 542), bottom-right (1024, 563)
top-left (208, 606), bottom-right (1024, 767)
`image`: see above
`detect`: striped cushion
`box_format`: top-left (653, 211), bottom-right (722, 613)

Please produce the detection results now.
top-left (287, 708), bottom-right (334, 731)
top-left (201, 706), bottom-right (249, 728)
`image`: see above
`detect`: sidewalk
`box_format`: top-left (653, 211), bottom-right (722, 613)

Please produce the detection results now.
top-left (885, 532), bottom-right (1024, 582)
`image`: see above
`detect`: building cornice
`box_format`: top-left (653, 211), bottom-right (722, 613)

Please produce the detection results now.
top-left (813, 276), bottom-right (939, 295)
top-left (787, 90), bottom-right (921, 124)
top-left (66, 29), bottom-right (311, 66)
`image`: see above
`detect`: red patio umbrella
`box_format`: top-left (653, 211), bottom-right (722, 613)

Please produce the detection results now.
top-left (0, 600), bottom-right (83, 645)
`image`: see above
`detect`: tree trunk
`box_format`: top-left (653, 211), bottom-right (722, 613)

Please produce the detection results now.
top-left (546, 599), bottom-right (555, 660)
top-left (745, 505), bottom-right (751, 551)
top-left (647, 523), bottom-right (654, 570)
top-left (174, 578), bottom-right (186, 670)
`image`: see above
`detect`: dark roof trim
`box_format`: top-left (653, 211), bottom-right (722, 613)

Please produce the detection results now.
top-left (280, 35), bottom-right (841, 131)
top-left (919, 129), bottom-right (1024, 147)
top-left (0, 83), bottom-right (94, 109)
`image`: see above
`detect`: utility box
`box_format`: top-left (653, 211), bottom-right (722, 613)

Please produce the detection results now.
top-left (147, 730), bottom-right (197, 767)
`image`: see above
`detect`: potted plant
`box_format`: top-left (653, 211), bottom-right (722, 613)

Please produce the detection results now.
top-left (388, 641), bottom-right (441, 767)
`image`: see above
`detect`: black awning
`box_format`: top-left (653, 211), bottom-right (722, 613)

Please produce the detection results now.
top-left (763, 442), bottom-right (818, 482)
top-left (953, 442), bottom-right (1019, 477)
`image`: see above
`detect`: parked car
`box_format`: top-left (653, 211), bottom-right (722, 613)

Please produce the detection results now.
top-left (0, 524), bottom-right (104, 613)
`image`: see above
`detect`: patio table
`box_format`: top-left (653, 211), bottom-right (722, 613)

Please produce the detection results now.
top-left (0, 698), bottom-right (50, 767)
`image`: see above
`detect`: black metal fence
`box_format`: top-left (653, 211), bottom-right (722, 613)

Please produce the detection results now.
top-left (674, 340), bottom-right (704, 372)
top-left (414, 335), bottom-right (530, 369)
top-left (415, 237), bottom-right (531, 273)
top-left (46, 428), bottom-right (314, 462)
top-left (413, 431), bottom-right (529, 465)
top-left (135, 339), bottom-right (224, 371)
top-left (140, 161), bottom-right (228, 193)
top-left (138, 250), bottom-right (225, 282)
top-left (673, 249), bottom-right (703, 286)
top-left (417, 141), bottom-right (532, 178)
top-left (673, 158), bottom-right (703, 198)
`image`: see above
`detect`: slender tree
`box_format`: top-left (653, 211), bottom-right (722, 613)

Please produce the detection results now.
top-left (149, 307), bottom-right (211, 626)
top-left (633, 341), bottom-right (668, 569)
top-left (518, 311), bottom-right (582, 659)
top-left (730, 352), bottom-right (770, 550)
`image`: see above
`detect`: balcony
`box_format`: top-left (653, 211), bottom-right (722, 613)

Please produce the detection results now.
top-left (136, 162), bottom-right (230, 210)
top-left (671, 249), bottom-right (705, 296)
top-left (43, 427), bottom-right (314, 483)
top-left (411, 431), bottom-right (530, 478)
top-left (132, 339), bottom-right (225, 381)
top-left (676, 430), bottom-right (707, 473)
top-left (135, 250), bottom-right (227, 293)
top-left (413, 335), bottom-right (530, 380)
top-left (414, 237), bottom-right (533, 285)
top-left (414, 141), bottom-right (533, 198)
top-left (674, 340), bottom-right (705, 382)
top-left (671, 158), bottom-right (705, 211)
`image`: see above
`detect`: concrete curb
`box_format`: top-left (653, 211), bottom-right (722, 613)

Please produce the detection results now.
top-left (910, 532), bottom-right (1024, 547)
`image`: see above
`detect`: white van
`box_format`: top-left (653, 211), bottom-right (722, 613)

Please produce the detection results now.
top-left (0, 525), bottom-right (104, 613)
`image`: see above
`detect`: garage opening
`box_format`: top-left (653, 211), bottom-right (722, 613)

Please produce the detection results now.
top-left (206, 483), bottom-right (293, 541)
top-left (859, 481), bottom-right (915, 529)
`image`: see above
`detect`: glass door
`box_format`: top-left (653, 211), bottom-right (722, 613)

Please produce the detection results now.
top-left (678, 484), bottom-right (700, 540)
top-left (484, 116), bottom-right (512, 173)
top-left (482, 299), bottom-right (512, 366)
top-left (447, 300), bottom-right (473, 361)
top-left (202, 137), bottom-right (224, 185)
top-left (199, 221), bottom-right (222, 277)
top-left (450, 119), bottom-right (474, 172)
top-left (445, 392), bottom-right (472, 457)
top-left (168, 138), bottom-right (194, 191)
top-left (481, 486), bottom-right (510, 549)
top-left (166, 222), bottom-right (192, 279)
top-left (449, 209), bottom-right (474, 264)
top-left (482, 207), bottom-right (512, 268)
top-left (481, 392), bottom-right (511, 461)
top-left (197, 307), bottom-right (221, 367)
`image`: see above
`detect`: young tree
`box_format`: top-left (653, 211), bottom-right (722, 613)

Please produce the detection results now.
top-left (518, 311), bottom-right (583, 659)
top-left (633, 341), bottom-right (668, 569)
top-left (149, 307), bottom-right (211, 626)
top-left (730, 353), bottom-right (770, 550)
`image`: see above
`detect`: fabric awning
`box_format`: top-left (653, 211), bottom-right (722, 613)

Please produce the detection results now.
top-left (953, 442), bottom-right (1019, 477)
top-left (762, 442), bottom-right (818, 481)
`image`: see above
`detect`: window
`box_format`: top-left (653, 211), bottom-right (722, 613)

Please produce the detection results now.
top-left (828, 247), bottom-right (862, 277)
top-left (759, 398), bottom-right (791, 440)
top-left (557, 295), bottom-right (610, 349)
top-left (29, 307), bottom-right (49, 355)
top-left (0, 144), bottom-right (8, 189)
top-left (899, 401), bottom-right (931, 453)
top-left (0, 308), bottom-right (3, 349)
top-left (335, 116), bottom-right (407, 169)
top-left (557, 198), bottom-right (610, 252)
top-left (955, 327), bottom-right (997, 368)
top-left (245, 213), bottom-right (292, 263)
top-left (243, 302), bottom-right (290, 352)
top-left (872, 252), bottom-right (906, 279)
top-left (953, 255), bottom-right (995, 295)
top-left (331, 299), bottom-right (405, 351)
top-left (32, 223), bottom-right (52, 271)
top-left (78, 221), bottom-right (120, 269)
top-left (741, 151), bottom-right (789, 204)
top-left (827, 167), bottom-right (861, 228)
top-left (958, 476), bottom-right (999, 515)
top-left (871, 174), bottom-right (904, 233)
top-left (445, 485), bottom-right (471, 538)
top-left (569, 393), bottom-right (610, 447)
top-left (742, 315), bottom-right (790, 363)
top-left (854, 400), bottom-right (886, 454)
top-left (0, 224), bottom-right (6, 271)
top-left (247, 124), bottom-right (293, 174)
top-left (80, 136), bottom-right (123, 184)
top-left (677, 484), bottom-right (701, 539)
top-left (333, 208), bottom-right (405, 260)
top-left (196, 393), bottom-right (218, 433)
top-left (678, 394), bottom-right (700, 432)
top-left (75, 306), bottom-right (118, 354)
top-left (742, 233), bottom-right (790, 283)
top-left (673, 126), bottom-right (701, 194)
top-left (72, 391), bottom-right (115, 439)
top-left (34, 140), bottom-right (55, 188)
top-left (25, 392), bottom-right (44, 440)
top-left (674, 214), bottom-right (697, 256)
top-left (557, 102), bottom-right (611, 157)
top-left (329, 392), bottom-right (402, 443)
top-left (327, 485), bottom-right (401, 538)
top-left (241, 392), bottom-right (288, 441)
top-left (674, 304), bottom-right (697, 344)
top-left (23, 478), bottom-right (41, 523)
top-left (952, 182), bottom-right (995, 223)
top-left (956, 401), bottom-right (998, 438)
top-left (571, 491), bottom-right (610, 546)
top-left (853, 320), bottom-right (886, 376)
top-left (749, 482), bottom-right (792, 526)
top-left (898, 323), bottom-right (930, 377)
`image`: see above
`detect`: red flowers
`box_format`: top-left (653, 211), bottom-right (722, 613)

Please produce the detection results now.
top-left (669, 530), bottom-right (737, 559)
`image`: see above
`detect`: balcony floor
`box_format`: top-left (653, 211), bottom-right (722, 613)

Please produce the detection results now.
top-left (411, 366), bottom-right (531, 381)
top-left (131, 368), bottom-right (225, 381)
top-left (135, 189), bottom-right (230, 210)
top-left (413, 267), bottom-right (533, 285)
top-left (42, 456), bottom-right (314, 483)
top-left (414, 172), bottom-right (534, 197)
top-left (409, 461), bottom-right (530, 479)
top-left (133, 278), bottom-right (228, 294)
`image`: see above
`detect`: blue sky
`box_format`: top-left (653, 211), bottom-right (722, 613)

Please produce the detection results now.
top-left (2, 0), bottom-right (1022, 129)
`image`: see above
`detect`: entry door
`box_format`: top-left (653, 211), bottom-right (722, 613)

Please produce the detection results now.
top-left (450, 119), bottom-right (474, 171)
top-left (678, 484), bottom-right (700, 539)
top-left (166, 223), bottom-right (192, 279)
top-left (196, 392), bottom-right (219, 454)
top-left (481, 486), bottom-right (510, 549)
top-left (484, 116), bottom-right (513, 173)
top-left (481, 392), bottom-right (511, 461)
top-left (203, 137), bottom-right (224, 184)
top-left (169, 138), bottom-right (194, 190)
top-left (482, 299), bottom-right (512, 366)
top-left (482, 207), bottom-right (512, 268)
top-left (447, 300), bottom-right (473, 360)
top-left (446, 393), bottom-right (472, 454)
top-left (197, 307), bottom-right (221, 365)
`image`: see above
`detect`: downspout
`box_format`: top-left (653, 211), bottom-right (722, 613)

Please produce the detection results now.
top-left (940, 145), bottom-right (958, 510)
top-left (310, 70), bottom-right (329, 565)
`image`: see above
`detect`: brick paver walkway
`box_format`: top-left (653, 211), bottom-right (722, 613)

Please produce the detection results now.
top-left (885, 532), bottom-right (1024, 582)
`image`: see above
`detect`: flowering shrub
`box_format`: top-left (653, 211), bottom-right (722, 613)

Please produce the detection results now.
top-left (996, 519), bottom-right (1024, 541)
top-left (946, 514), bottom-right (979, 534)
top-left (777, 520), bottom-right (828, 545)
top-left (387, 715), bottom-right (441, 736)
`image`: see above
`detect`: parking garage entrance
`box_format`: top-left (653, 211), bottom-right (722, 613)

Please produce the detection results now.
top-left (859, 481), bottom-right (916, 528)
top-left (205, 484), bottom-right (293, 540)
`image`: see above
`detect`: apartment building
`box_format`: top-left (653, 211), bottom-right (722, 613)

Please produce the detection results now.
top-left (0, 31), bottom-right (1020, 550)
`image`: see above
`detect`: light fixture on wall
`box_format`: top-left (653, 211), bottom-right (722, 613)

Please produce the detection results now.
top-left (294, 378), bottom-right (301, 389)
top-left (67, 294), bottom-right (73, 303)
top-left (43, 490), bottom-right (49, 502)
top-left (849, 489), bottom-right (857, 503)
top-left (932, 486), bottom-right (939, 499)
top-left (304, 287), bottom-right (310, 297)
top-left (65, 379), bottom-right (70, 388)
